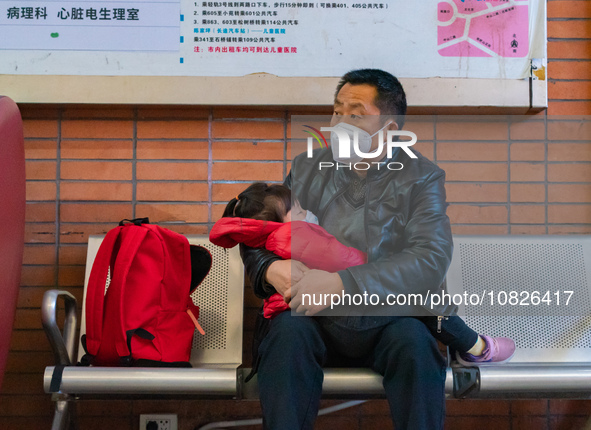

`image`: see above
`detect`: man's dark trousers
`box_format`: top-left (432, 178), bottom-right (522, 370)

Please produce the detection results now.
top-left (257, 311), bottom-right (447, 430)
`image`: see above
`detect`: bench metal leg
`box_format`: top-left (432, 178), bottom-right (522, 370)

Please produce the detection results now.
top-left (51, 395), bottom-right (77, 430)
top-left (51, 399), bottom-right (69, 430)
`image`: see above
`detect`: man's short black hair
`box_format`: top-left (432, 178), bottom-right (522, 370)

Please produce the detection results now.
top-left (335, 69), bottom-right (407, 129)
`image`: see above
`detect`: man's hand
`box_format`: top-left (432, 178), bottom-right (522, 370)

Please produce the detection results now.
top-left (264, 259), bottom-right (309, 303)
top-left (290, 270), bottom-right (345, 316)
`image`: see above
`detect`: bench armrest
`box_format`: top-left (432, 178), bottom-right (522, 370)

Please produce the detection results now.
top-left (42, 290), bottom-right (78, 366)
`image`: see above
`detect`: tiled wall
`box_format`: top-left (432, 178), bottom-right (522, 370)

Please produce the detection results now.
top-left (6, 111), bottom-right (591, 430)
top-left (2, 1), bottom-right (591, 429)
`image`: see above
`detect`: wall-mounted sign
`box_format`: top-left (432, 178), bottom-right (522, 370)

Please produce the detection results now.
top-left (0, 0), bottom-right (545, 79)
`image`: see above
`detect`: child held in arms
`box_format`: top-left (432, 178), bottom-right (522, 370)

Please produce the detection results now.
top-left (210, 182), bottom-right (515, 365)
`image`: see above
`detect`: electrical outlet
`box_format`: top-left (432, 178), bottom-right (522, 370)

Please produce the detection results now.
top-left (139, 414), bottom-right (178, 430)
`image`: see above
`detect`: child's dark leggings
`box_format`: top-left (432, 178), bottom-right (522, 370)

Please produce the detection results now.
top-left (416, 315), bottom-right (479, 353)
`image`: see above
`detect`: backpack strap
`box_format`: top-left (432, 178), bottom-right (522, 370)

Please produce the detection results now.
top-left (109, 226), bottom-right (150, 358)
top-left (84, 227), bottom-right (124, 356)
top-left (119, 217), bottom-right (149, 227)
top-left (121, 328), bottom-right (155, 365)
top-left (186, 301), bottom-right (205, 335)
top-left (84, 225), bottom-right (150, 359)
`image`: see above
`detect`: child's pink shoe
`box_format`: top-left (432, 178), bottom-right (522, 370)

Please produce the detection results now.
top-left (456, 335), bottom-right (516, 366)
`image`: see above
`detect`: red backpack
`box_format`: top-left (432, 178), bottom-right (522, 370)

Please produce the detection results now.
top-left (81, 218), bottom-right (211, 367)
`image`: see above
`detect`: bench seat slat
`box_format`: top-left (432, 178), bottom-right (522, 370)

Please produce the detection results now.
top-left (44, 366), bottom-right (238, 395)
top-left (45, 365), bottom-right (591, 399)
top-left (478, 364), bottom-right (591, 394)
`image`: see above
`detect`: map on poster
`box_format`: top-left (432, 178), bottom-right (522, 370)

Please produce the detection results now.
top-left (0, 0), bottom-right (544, 78)
top-left (437, 0), bottom-right (529, 57)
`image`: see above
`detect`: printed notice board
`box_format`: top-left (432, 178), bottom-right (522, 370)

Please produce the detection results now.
top-left (0, 0), bottom-right (545, 79)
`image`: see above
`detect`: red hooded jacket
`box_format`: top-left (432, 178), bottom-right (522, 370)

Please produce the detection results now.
top-left (209, 218), bottom-right (367, 318)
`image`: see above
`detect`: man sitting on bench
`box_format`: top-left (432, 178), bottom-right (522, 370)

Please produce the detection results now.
top-left (241, 69), bottom-right (454, 430)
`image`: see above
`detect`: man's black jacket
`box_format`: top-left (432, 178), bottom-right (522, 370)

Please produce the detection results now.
top-left (240, 146), bottom-right (456, 318)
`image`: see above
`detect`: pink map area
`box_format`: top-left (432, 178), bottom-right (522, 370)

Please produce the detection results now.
top-left (438, 2), bottom-right (455, 23)
top-left (438, 40), bottom-right (492, 57)
top-left (438, 8), bottom-right (466, 44)
top-left (451, 0), bottom-right (491, 15)
top-left (437, 0), bottom-right (529, 58)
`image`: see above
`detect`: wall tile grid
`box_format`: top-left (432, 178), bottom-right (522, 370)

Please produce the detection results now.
top-left (2, 1), bottom-right (590, 428)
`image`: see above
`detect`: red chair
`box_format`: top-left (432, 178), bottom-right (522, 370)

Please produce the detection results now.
top-left (0, 96), bottom-right (26, 390)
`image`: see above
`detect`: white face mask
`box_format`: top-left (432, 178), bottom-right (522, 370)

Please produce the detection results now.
top-left (304, 210), bottom-right (319, 225)
top-left (329, 121), bottom-right (392, 163)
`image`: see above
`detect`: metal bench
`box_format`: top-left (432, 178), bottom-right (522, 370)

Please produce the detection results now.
top-left (443, 235), bottom-right (591, 398)
top-left (43, 235), bottom-right (244, 430)
top-left (42, 234), bottom-right (591, 429)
